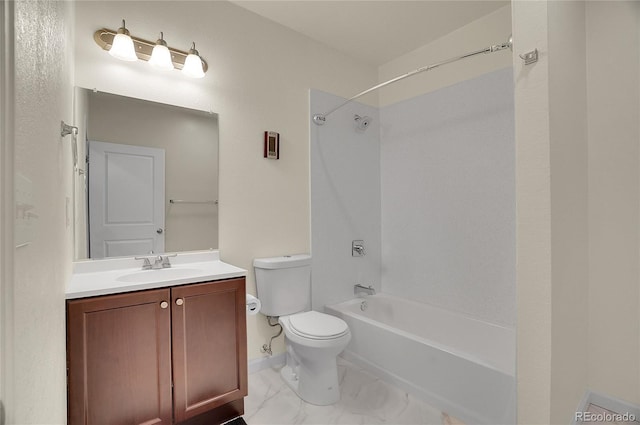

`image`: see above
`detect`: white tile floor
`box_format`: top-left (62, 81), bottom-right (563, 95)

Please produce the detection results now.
top-left (585, 404), bottom-right (640, 425)
top-left (244, 358), bottom-right (452, 425)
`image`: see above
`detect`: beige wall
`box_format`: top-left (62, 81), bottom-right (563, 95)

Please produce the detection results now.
top-left (0, 0), bottom-right (14, 414)
top-left (6, 0), bottom-right (76, 423)
top-left (74, 1), bottom-right (378, 362)
top-left (378, 5), bottom-right (512, 107)
top-left (512, 2), bottom-right (553, 422)
top-left (85, 91), bottom-right (220, 256)
top-left (548, 2), bottom-right (589, 422)
top-left (586, 1), bottom-right (640, 404)
top-left (514, 1), bottom-right (640, 423)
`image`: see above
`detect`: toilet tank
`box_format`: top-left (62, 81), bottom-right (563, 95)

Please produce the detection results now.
top-left (253, 254), bottom-right (312, 317)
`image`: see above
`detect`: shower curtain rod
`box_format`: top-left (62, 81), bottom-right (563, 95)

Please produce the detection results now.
top-left (312, 35), bottom-right (513, 126)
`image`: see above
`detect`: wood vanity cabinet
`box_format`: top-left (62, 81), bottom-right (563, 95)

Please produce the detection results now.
top-left (67, 277), bottom-right (247, 425)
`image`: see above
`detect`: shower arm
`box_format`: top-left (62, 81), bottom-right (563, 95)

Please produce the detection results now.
top-left (312, 37), bottom-right (512, 125)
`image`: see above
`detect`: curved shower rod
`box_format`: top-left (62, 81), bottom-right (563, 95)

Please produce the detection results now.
top-left (312, 35), bottom-right (513, 126)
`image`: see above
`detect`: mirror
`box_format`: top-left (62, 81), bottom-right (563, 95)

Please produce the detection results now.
top-left (73, 88), bottom-right (219, 259)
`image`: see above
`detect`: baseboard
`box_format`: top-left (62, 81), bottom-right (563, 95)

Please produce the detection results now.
top-left (248, 353), bottom-right (285, 374)
top-left (573, 390), bottom-right (640, 424)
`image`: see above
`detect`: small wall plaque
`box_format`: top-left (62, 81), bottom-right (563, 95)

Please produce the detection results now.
top-left (264, 131), bottom-right (280, 159)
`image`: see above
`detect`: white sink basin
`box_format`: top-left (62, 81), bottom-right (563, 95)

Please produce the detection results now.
top-left (116, 268), bottom-right (205, 284)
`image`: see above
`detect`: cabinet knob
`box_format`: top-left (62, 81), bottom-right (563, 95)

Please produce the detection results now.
top-left (175, 298), bottom-right (184, 306)
top-left (160, 301), bottom-right (169, 309)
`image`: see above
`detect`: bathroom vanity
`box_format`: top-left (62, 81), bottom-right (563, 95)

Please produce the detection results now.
top-left (66, 251), bottom-right (247, 425)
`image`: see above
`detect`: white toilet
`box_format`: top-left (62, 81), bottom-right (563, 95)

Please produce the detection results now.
top-left (253, 254), bottom-right (351, 406)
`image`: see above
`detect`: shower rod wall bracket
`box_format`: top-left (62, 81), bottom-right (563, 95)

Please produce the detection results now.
top-left (519, 49), bottom-right (539, 65)
top-left (312, 114), bottom-right (326, 125)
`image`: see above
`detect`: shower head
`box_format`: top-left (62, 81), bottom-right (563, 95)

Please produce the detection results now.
top-left (354, 114), bottom-right (372, 131)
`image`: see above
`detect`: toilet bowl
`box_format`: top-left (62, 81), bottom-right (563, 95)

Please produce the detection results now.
top-left (253, 255), bottom-right (351, 405)
top-left (278, 311), bottom-right (351, 405)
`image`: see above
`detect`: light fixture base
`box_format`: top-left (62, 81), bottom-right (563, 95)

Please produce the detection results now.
top-left (94, 28), bottom-right (208, 73)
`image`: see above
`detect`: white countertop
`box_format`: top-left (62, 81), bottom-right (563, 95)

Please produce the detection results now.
top-left (66, 250), bottom-right (246, 299)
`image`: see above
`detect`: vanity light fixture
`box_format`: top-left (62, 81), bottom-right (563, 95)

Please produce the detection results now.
top-left (182, 42), bottom-right (205, 79)
top-left (94, 22), bottom-right (208, 78)
top-left (149, 32), bottom-right (174, 71)
top-left (108, 20), bottom-right (137, 61)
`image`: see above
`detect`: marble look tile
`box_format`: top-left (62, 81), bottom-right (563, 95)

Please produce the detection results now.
top-left (586, 404), bottom-right (640, 425)
top-left (442, 412), bottom-right (466, 425)
top-left (245, 358), bottom-right (445, 425)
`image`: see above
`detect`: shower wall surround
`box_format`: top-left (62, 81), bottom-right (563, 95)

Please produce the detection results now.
top-left (310, 90), bottom-right (381, 310)
top-left (311, 68), bottom-right (515, 327)
top-left (381, 68), bottom-right (515, 326)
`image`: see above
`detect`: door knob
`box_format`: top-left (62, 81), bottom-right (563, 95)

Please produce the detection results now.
top-left (157, 228), bottom-right (163, 234)
top-left (175, 298), bottom-right (184, 306)
top-left (160, 301), bottom-right (168, 309)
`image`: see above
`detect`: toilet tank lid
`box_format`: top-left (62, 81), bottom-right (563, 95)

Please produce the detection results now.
top-left (253, 254), bottom-right (311, 269)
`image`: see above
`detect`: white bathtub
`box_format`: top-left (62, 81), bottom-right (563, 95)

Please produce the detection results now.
top-left (326, 293), bottom-right (515, 424)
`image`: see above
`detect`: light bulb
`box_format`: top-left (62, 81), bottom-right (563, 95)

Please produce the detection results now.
top-left (182, 42), bottom-right (205, 79)
top-left (109, 20), bottom-right (137, 62)
top-left (149, 32), bottom-right (174, 71)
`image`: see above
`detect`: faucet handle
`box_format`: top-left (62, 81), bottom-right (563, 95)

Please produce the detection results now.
top-left (134, 256), bottom-right (152, 270)
top-left (161, 253), bottom-right (177, 268)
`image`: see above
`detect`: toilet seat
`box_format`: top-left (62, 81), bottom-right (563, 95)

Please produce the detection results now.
top-left (287, 311), bottom-right (349, 340)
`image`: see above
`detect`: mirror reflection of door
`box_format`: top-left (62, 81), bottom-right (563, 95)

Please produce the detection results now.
top-left (88, 141), bottom-right (165, 258)
top-left (74, 88), bottom-right (219, 260)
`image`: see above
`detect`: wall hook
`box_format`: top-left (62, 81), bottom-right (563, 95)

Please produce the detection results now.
top-left (519, 49), bottom-right (539, 65)
top-left (61, 121), bottom-right (78, 137)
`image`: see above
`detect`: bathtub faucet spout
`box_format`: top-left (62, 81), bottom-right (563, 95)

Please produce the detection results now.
top-left (354, 284), bottom-right (375, 296)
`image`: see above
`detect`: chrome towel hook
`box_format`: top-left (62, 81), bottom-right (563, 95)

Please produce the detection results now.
top-left (61, 121), bottom-right (78, 137)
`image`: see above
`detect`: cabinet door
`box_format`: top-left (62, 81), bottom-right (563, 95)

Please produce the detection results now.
top-left (171, 278), bottom-right (247, 423)
top-left (67, 289), bottom-right (173, 425)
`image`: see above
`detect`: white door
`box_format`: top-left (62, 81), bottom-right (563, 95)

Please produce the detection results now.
top-left (89, 141), bottom-right (165, 258)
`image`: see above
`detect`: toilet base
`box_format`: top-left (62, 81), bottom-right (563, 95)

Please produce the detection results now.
top-left (276, 314), bottom-right (351, 406)
top-left (280, 359), bottom-right (341, 406)
top-left (280, 364), bottom-right (300, 396)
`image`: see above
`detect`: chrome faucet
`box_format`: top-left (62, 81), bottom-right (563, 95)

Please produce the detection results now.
top-left (354, 284), bottom-right (375, 296)
top-left (135, 253), bottom-right (177, 270)
top-left (152, 256), bottom-right (165, 269)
